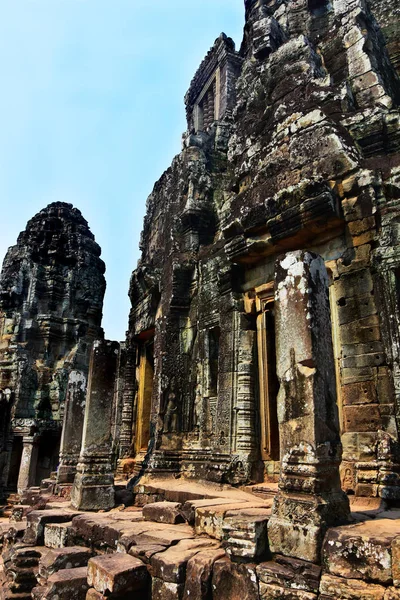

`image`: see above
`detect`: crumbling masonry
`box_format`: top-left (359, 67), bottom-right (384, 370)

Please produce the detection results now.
top-left (1, 0), bottom-right (400, 599)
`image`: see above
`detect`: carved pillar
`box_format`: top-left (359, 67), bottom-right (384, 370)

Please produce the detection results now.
top-left (268, 251), bottom-right (349, 563)
top-left (57, 370), bottom-right (87, 485)
top-left (118, 348), bottom-right (136, 459)
top-left (71, 340), bottom-right (119, 511)
top-left (234, 318), bottom-right (259, 455)
top-left (17, 435), bottom-right (39, 494)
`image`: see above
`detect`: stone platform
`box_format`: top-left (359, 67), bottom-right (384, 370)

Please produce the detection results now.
top-left (0, 480), bottom-right (400, 600)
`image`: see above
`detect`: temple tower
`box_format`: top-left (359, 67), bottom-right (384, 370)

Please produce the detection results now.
top-left (0, 202), bottom-right (105, 499)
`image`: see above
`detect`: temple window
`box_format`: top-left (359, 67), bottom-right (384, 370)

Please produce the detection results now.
top-left (194, 80), bottom-right (217, 133)
top-left (185, 34), bottom-right (243, 135)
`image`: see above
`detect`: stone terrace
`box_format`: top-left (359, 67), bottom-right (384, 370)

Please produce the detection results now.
top-left (1, 480), bottom-right (400, 600)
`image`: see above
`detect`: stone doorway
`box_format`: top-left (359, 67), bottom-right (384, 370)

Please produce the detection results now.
top-left (7, 436), bottom-right (23, 492)
top-left (135, 339), bottom-right (154, 456)
top-left (255, 284), bottom-right (280, 474)
top-left (35, 431), bottom-right (61, 486)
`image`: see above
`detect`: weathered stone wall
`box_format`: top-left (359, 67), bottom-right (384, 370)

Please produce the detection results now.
top-left (126, 0), bottom-right (400, 497)
top-left (0, 202), bottom-right (105, 498)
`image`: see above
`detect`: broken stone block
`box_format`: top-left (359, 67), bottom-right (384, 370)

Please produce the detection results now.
top-left (257, 556), bottom-right (321, 595)
top-left (142, 501), bottom-right (184, 524)
top-left (222, 507), bottom-right (271, 561)
top-left (39, 547), bottom-right (92, 580)
top-left (152, 577), bottom-right (184, 600)
top-left (33, 567), bottom-right (89, 600)
top-left (44, 521), bottom-right (72, 548)
top-left (87, 554), bottom-right (148, 595)
top-left (211, 558), bottom-right (259, 600)
top-left (151, 538), bottom-right (219, 584)
top-left (195, 502), bottom-right (265, 540)
top-left (183, 547), bottom-right (226, 600)
top-left (319, 574), bottom-right (386, 599)
top-left (23, 510), bottom-right (79, 546)
top-left (10, 506), bottom-right (30, 523)
top-left (323, 519), bottom-right (397, 584)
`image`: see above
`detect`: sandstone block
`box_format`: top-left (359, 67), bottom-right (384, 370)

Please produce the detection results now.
top-left (128, 542), bottom-right (167, 563)
top-left (39, 547), bottom-right (92, 580)
top-left (23, 510), bottom-right (79, 546)
top-left (257, 556), bottom-right (321, 594)
top-left (211, 558), bottom-right (259, 600)
top-left (182, 547), bottom-right (226, 600)
top-left (10, 506), bottom-right (30, 523)
top-left (36, 567), bottom-right (89, 600)
top-left (142, 501), bottom-right (184, 524)
top-left (385, 588), bottom-right (400, 599)
top-left (319, 574), bottom-right (386, 599)
top-left (44, 521), bottom-right (72, 548)
top-left (323, 520), bottom-right (396, 584)
top-left (195, 502), bottom-right (265, 539)
top-left (152, 577), bottom-right (184, 600)
top-left (151, 538), bottom-right (219, 584)
top-left (391, 536), bottom-right (400, 586)
top-left (85, 590), bottom-right (106, 600)
top-left (87, 554), bottom-right (148, 595)
top-left (222, 507), bottom-right (271, 561)
top-left (181, 498), bottom-right (234, 524)
top-left (259, 583), bottom-right (317, 600)
top-left (342, 404), bottom-right (383, 432)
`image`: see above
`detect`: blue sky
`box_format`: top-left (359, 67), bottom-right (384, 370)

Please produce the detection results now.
top-left (0, 1), bottom-right (244, 340)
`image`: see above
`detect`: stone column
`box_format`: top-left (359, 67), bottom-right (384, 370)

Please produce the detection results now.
top-left (268, 251), bottom-right (349, 563)
top-left (57, 370), bottom-right (87, 485)
top-left (17, 435), bottom-right (39, 494)
top-left (71, 340), bottom-right (119, 511)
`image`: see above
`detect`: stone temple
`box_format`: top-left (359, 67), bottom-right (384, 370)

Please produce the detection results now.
top-left (1, 0), bottom-right (400, 599)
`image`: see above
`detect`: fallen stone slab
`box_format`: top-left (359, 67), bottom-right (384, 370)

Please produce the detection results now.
top-left (152, 577), bottom-right (184, 600)
top-left (323, 519), bottom-right (399, 584)
top-left (211, 557), bottom-right (260, 600)
top-left (143, 502), bottom-right (184, 524)
top-left (87, 554), bottom-right (148, 595)
top-left (319, 574), bottom-right (386, 600)
top-left (32, 567), bottom-right (89, 600)
top-left (257, 556), bottom-right (321, 595)
top-left (183, 547), bottom-right (226, 600)
top-left (39, 546), bottom-right (93, 580)
top-left (116, 522), bottom-right (194, 553)
top-left (151, 538), bottom-right (220, 584)
top-left (44, 521), bottom-right (73, 548)
top-left (24, 510), bottom-right (80, 545)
